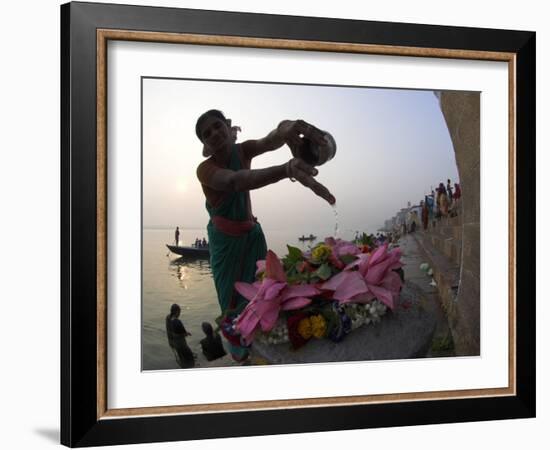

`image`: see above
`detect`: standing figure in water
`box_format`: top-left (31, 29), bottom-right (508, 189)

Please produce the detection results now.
top-left (195, 109), bottom-right (335, 361)
top-left (165, 304), bottom-right (194, 369)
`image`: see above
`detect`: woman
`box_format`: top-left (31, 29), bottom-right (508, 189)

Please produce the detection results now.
top-left (421, 199), bottom-right (429, 230)
top-left (453, 183), bottom-right (461, 200)
top-left (451, 182), bottom-right (462, 216)
top-left (195, 109), bottom-right (335, 361)
top-left (427, 194), bottom-right (435, 228)
top-left (437, 182), bottom-right (449, 217)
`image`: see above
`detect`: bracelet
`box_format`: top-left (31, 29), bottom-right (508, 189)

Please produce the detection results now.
top-left (286, 161), bottom-right (296, 182)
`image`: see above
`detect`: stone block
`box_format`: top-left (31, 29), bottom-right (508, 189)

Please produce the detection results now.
top-left (461, 223), bottom-right (480, 278)
top-left (251, 282), bottom-right (437, 364)
top-left (453, 240), bottom-right (462, 266)
top-left (453, 225), bottom-right (462, 240)
top-left (443, 238), bottom-right (454, 260)
top-left (453, 270), bottom-right (480, 355)
top-left (438, 225), bottom-right (462, 241)
top-left (439, 92), bottom-right (480, 228)
top-left (461, 175), bottom-right (480, 225)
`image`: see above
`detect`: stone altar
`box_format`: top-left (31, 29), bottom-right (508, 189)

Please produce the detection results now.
top-left (251, 281), bottom-right (437, 365)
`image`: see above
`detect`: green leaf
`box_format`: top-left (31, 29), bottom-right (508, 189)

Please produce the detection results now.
top-left (287, 274), bottom-right (300, 284)
top-left (340, 254), bottom-right (357, 265)
top-left (287, 272), bottom-right (309, 285)
top-left (313, 263), bottom-right (332, 281)
top-left (287, 245), bottom-right (303, 261)
top-left (283, 245), bottom-right (304, 273)
top-left (282, 258), bottom-right (294, 272)
top-left (355, 232), bottom-right (374, 246)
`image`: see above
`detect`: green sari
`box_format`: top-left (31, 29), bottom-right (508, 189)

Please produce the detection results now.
top-left (205, 144), bottom-right (267, 360)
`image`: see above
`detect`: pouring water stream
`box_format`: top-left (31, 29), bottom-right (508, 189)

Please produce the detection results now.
top-left (332, 203), bottom-right (339, 239)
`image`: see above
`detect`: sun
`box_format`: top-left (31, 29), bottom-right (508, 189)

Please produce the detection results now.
top-left (176, 179), bottom-right (188, 193)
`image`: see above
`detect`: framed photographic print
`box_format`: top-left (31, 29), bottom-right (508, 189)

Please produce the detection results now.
top-left (61, 1), bottom-right (535, 447)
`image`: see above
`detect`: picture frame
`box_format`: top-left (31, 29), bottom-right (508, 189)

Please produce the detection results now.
top-left (60, 1), bottom-right (535, 447)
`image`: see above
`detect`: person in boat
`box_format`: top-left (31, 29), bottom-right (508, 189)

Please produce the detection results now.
top-left (175, 226), bottom-right (180, 247)
top-left (194, 237), bottom-right (200, 248)
top-left (201, 237), bottom-right (207, 247)
top-left (165, 304), bottom-right (194, 369)
top-left (199, 322), bottom-right (227, 361)
top-left (195, 109), bottom-right (336, 361)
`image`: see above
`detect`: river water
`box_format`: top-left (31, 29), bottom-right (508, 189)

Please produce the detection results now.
top-left (142, 227), bottom-right (341, 370)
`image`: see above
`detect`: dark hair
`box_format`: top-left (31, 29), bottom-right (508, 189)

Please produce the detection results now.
top-left (195, 109), bottom-right (227, 142)
top-left (170, 304), bottom-right (181, 316)
top-left (201, 321), bottom-right (213, 336)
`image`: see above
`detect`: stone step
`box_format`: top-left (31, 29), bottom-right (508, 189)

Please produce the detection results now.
top-left (429, 234), bottom-right (462, 266)
top-left (435, 224), bottom-right (462, 240)
top-left (438, 214), bottom-right (462, 227)
top-left (413, 233), bottom-right (461, 317)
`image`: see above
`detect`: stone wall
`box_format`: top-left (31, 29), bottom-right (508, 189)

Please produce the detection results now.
top-left (438, 92), bottom-right (480, 355)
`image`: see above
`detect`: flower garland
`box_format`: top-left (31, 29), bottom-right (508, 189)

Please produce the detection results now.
top-left (233, 237), bottom-right (403, 349)
top-left (255, 300), bottom-right (388, 347)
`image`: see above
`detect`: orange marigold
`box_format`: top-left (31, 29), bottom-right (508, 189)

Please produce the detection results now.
top-left (310, 314), bottom-right (327, 338)
top-left (297, 317), bottom-right (313, 340)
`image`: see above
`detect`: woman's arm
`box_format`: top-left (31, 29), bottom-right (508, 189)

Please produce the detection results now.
top-left (197, 158), bottom-right (335, 204)
top-left (243, 119), bottom-right (328, 159)
top-left (241, 120), bottom-right (290, 159)
top-left (197, 161), bottom-right (289, 193)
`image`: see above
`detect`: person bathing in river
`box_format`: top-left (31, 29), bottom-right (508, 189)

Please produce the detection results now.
top-left (200, 321), bottom-right (227, 361)
top-left (165, 304), bottom-right (194, 369)
top-left (195, 109), bottom-right (336, 361)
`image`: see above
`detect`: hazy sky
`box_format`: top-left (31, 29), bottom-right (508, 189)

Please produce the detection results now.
top-left (143, 78), bottom-right (461, 235)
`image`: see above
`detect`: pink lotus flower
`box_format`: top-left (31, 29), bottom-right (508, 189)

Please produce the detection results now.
top-left (324, 237), bottom-right (361, 259)
top-left (235, 250), bottom-right (319, 345)
top-left (255, 259), bottom-right (266, 277)
top-left (321, 243), bottom-right (403, 310)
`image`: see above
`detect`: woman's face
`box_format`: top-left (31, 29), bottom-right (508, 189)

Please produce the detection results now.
top-left (199, 116), bottom-right (231, 154)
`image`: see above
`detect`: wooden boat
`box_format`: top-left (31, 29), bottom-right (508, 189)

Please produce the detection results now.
top-left (298, 234), bottom-right (317, 241)
top-left (166, 244), bottom-right (210, 258)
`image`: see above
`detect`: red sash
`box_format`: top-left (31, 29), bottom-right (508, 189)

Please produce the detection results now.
top-left (212, 215), bottom-right (255, 237)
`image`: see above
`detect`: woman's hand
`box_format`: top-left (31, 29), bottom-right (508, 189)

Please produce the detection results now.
top-left (278, 119), bottom-right (328, 151)
top-left (286, 158), bottom-right (336, 205)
